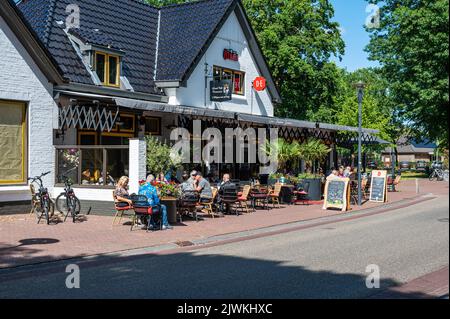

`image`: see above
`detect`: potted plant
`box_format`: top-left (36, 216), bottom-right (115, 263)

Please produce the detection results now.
top-left (296, 139), bottom-right (331, 200)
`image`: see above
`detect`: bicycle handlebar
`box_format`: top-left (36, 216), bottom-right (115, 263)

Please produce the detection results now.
top-left (28, 171), bottom-right (51, 183)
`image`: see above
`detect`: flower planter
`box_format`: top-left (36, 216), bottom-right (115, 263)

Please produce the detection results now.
top-left (161, 197), bottom-right (178, 224)
top-left (299, 178), bottom-right (323, 201)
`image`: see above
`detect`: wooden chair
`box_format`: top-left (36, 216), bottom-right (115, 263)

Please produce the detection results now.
top-left (269, 183), bottom-right (282, 208)
top-left (392, 175), bottom-right (401, 191)
top-left (361, 178), bottom-right (368, 200)
top-left (293, 181), bottom-right (310, 205)
top-left (177, 190), bottom-right (200, 222)
top-left (237, 185), bottom-right (252, 214)
top-left (112, 191), bottom-right (133, 226)
top-left (201, 188), bottom-right (219, 218)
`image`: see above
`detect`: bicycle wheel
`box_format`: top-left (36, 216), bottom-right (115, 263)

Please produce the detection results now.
top-left (67, 196), bottom-right (81, 223)
top-left (429, 172), bottom-right (437, 181)
top-left (42, 199), bottom-right (50, 225)
top-left (55, 193), bottom-right (68, 215)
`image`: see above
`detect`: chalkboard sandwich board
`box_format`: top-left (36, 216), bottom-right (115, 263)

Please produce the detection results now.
top-left (323, 177), bottom-right (350, 212)
top-left (369, 170), bottom-right (388, 203)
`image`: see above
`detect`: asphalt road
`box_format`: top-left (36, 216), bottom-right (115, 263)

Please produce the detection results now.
top-left (0, 196), bottom-right (448, 299)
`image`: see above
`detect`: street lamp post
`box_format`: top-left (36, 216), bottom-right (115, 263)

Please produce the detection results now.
top-left (355, 81), bottom-right (365, 206)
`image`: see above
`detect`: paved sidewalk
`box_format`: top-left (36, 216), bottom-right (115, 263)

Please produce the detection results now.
top-left (0, 179), bottom-right (448, 269)
top-left (370, 266), bottom-right (449, 299)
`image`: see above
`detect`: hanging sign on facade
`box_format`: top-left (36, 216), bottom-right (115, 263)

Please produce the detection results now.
top-left (210, 80), bottom-right (232, 102)
top-left (253, 76), bottom-right (266, 91)
top-left (223, 49), bottom-right (239, 61)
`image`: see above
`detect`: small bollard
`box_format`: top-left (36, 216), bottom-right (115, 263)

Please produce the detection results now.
top-left (415, 178), bottom-right (420, 194)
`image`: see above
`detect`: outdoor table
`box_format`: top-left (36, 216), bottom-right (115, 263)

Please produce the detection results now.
top-left (280, 185), bottom-right (295, 204)
top-left (250, 187), bottom-right (269, 210)
top-left (161, 197), bottom-right (178, 224)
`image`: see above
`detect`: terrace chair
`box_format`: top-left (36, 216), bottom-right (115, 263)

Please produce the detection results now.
top-left (130, 195), bottom-right (162, 232)
top-left (361, 178), bottom-right (369, 200)
top-left (293, 181), bottom-right (310, 205)
top-left (177, 190), bottom-right (200, 222)
top-left (391, 175), bottom-right (402, 192)
top-left (237, 185), bottom-right (252, 214)
top-left (250, 185), bottom-right (270, 211)
top-left (221, 187), bottom-right (239, 216)
top-left (268, 183), bottom-right (282, 208)
top-left (112, 191), bottom-right (133, 227)
top-left (201, 188), bottom-right (219, 218)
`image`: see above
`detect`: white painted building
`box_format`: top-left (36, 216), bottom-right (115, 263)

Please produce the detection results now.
top-left (0, 1), bottom-right (63, 206)
top-left (1, 0), bottom-right (378, 215)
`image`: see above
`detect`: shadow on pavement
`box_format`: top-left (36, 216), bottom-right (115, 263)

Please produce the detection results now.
top-left (0, 246), bottom-right (439, 299)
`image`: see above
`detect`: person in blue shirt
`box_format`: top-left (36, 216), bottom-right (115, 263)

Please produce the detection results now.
top-left (138, 174), bottom-right (173, 230)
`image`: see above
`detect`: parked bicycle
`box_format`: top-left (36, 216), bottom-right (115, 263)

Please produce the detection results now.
top-left (429, 168), bottom-right (444, 181)
top-left (55, 176), bottom-right (81, 223)
top-left (28, 171), bottom-right (52, 225)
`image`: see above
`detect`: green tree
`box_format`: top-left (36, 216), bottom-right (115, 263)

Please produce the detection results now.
top-left (243, 0), bottom-right (345, 120)
top-left (365, 0), bottom-right (449, 142)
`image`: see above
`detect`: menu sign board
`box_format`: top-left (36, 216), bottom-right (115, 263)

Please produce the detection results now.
top-left (323, 177), bottom-right (350, 212)
top-left (210, 80), bottom-right (232, 102)
top-left (369, 170), bottom-right (388, 203)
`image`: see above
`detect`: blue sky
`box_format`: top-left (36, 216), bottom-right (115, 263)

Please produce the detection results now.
top-left (330, 0), bottom-right (380, 71)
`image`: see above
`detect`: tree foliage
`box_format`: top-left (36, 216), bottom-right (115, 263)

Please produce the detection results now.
top-left (242, 0), bottom-right (345, 120)
top-left (365, 0), bottom-right (449, 143)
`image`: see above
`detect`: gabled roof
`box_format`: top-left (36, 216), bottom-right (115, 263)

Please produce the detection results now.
top-left (17, 0), bottom-right (280, 102)
top-left (18, 0), bottom-right (161, 95)
top-left (383, 136), bottom-right (437, 154)
top-left (156, 0), bottom-right (281, 103)
top-left (0, 0), bottom-right (64, 84)
top-left (156, 0), bottom-right (235, 82)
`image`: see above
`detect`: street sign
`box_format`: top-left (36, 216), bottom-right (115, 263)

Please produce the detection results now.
top-left (253, 77), bottom-right (266, 91)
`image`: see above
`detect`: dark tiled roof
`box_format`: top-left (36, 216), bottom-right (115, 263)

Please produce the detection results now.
top-left (157, 0), bottom-right (235, 82)
top-left (17, 0), bottom-right (239, 93)
top-left (68, 27), bottom-right (120, 50)
top-left (15, 0), bottom-right (52, 43)
top-left (18, 0), bottom-right (161, 94)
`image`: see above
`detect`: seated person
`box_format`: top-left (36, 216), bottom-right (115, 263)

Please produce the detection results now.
top-left (139, 175), bottom-right (173, 230)
top-left (327, 169), bottom-right (339, 180)
top-left (217, 174), bottom-right (237, 214)
top-left (81, 169), bottom-right (91, 185)
top-left (114, 176), bottom-right (133, 208)
top-left (193, 172), bottom-right (213, 203)
top-left (179, 172), bottom-right (195, 194)
top-left (156, 172), bottom-right (168, 184)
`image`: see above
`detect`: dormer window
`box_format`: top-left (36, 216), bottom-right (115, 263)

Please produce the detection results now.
top-left (95, 52), bottom-right (120, 87)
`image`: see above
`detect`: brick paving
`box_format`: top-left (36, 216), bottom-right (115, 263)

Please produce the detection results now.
top-left (0, 179), bottom-right (448, 269)
top-left (370, 266), bottom-right (449, 299)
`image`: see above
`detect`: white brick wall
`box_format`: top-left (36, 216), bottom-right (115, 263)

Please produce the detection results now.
top-left (0, 16), bottom-right (57, 202)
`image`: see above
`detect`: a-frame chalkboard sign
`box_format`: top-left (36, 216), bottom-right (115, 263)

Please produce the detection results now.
top-left (323, 177), bottom-right (351, 212)
top-left (369, 170), bottom-right (388, 203)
